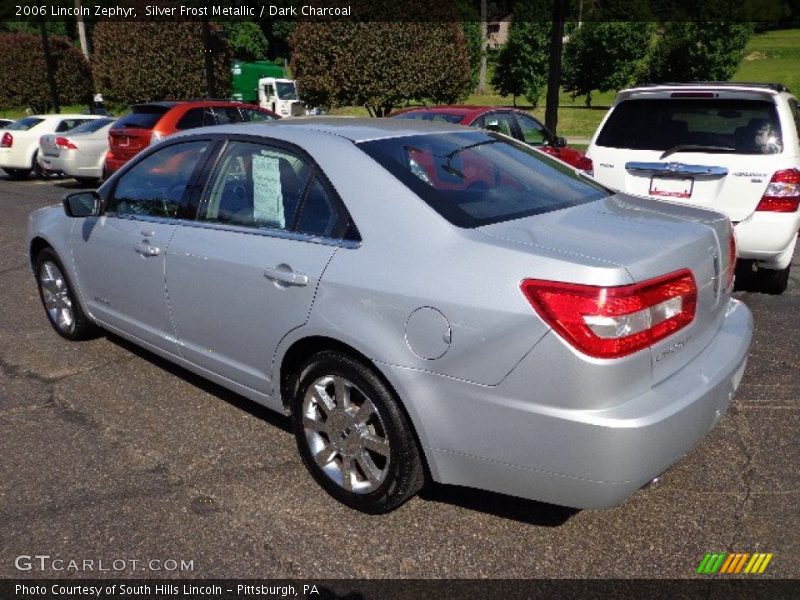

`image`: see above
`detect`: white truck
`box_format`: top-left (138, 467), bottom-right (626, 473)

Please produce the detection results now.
top-left (258, 77), bottom-right (305, 117)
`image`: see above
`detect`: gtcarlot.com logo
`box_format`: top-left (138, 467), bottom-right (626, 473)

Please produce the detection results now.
top-left (697, 552), bottom-right (773, 575)
top-left (15, 554), bottom-right (194, 572)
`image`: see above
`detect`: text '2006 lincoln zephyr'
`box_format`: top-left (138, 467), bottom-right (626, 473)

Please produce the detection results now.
top-left (28, 118), bottom-right (752, 513)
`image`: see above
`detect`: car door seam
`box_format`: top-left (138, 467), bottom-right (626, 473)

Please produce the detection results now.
top-left (162, 224), bottom-right (184, 357)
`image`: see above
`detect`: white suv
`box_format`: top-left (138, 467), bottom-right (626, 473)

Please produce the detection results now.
top-left (587, 83), bottom-right (800, 294)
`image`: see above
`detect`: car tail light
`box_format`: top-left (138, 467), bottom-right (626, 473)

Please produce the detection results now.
top-left (726, 228), bottom-right (737, 289)
top-left (55, 136), bottom-right (77, 150)
top-left (1, 132), bottom-right (12, 148)
top-left (576, 156), bottom-right (593, 173)
top-left (755, 169), bottom-right (800, 212)
top-left (520, 269), bottom-right (697, 359)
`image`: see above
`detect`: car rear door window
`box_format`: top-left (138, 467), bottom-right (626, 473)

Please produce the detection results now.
top-left (200, 141), bottom-right (311, 230)
top-left (107, 141), bottom-right (210, 218)
top-left (242, 108), bottom-right (276, 122)
top-left (515, 113), bottom-right (549, 146)
top-left (482, 113), bottom-right (515, 137)
top-left (212, 107), bottom-right (245, 125)
top-left (597, 98), bottom-right (783, 154)
top-left (56, 119), bottom-right (89, 132)
top-left (176, 108), bottom-right (215, 130)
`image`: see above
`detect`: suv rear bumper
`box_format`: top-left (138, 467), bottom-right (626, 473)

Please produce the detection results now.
top-left (384, 299), bottom-right (752, 509)
top-left (735, 212), bottom-right (800, 267)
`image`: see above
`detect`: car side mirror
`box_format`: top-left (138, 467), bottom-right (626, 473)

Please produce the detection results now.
top-left (63, 191), bottom-right (101, 218)
top-left (554, 136), bottom-right (567, 148)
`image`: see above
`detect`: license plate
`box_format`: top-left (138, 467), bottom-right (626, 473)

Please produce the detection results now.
top-left (649, 177), bottom-right (693, 199)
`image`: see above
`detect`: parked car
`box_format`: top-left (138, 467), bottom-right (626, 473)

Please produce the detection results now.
top-left (37, 118), bottom-right (116, 185)
top-left (105, 101), bottom-right (278, 175)
top-left (0, 118), bottom-right (13, 129)
top-left (29, 119), bottom-right (752, 514)
top-left (0, 114), bottom-right (105, 179)
top-left (391, 105), bottom-right (591, 169)
top-left (586, 82), bottom-right (800, 294)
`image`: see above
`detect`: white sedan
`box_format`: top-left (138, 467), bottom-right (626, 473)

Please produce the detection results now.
top-left (0, 114), bottom-right (104, 179)
top-left (37, 118), bottom-right (116, 185)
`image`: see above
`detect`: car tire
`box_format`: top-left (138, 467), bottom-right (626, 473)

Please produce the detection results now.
top-left (3, 168), bottom-right (30, 180)
top-left (756, 264), bottom-right (790, 295)
top-left (291, 350), bottom-right (425, 513)
top-left (35, 247), bottom-right (98, 341)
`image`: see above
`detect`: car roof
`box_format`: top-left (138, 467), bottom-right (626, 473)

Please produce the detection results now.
top-left (627, 82), bottom-right (789, 94)
top-left (174, 117), bottom-right (471, 143)
top-left (30, 114), bottom-right (105, 119)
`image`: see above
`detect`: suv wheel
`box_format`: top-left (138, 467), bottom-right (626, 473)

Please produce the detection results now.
top-left (756, 265), bottom-right (790, 295)
top-left (291, 350), bottom-right (425, 513)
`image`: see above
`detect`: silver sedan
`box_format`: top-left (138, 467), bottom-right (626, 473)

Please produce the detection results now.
top-left (27, 119), bottom-right (752, 513)
top-left (37, 117), bottom-right (116, 184)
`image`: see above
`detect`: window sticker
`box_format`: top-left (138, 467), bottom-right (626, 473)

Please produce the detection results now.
top-left (252, 151), bottom-right (285, 228)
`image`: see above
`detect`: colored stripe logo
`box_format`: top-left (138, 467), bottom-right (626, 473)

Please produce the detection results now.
top-left (697, 552), bottom-right (773, 574)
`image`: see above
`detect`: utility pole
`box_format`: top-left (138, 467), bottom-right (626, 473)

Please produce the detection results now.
top-left (38, 20), bottom-right (61, 113)
top-left (75, 0), bottom-right (89, 60)
top-left (544, 0), bottom-right (566, 135)
top-left (477, 0), bottom-right (487, 94)
top-left (202, 16), bottom-right (215, 99)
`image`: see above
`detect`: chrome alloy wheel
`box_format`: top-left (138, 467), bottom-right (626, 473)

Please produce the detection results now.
top-left (39, 261), bottom-right (75, 334)
top-left (302, 375), bottom-right (391, 494)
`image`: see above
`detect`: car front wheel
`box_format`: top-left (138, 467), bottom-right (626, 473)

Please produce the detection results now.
top-left (35, 248), bottom-right (97, 340)
top-left (291, 350), bottom-right (425, 513)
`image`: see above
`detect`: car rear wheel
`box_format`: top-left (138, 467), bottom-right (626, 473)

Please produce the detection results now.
top-left (35, 248), bottom-right (97, 340)
top-left (291, 350), bottom-right (425, 513)
top-left (756, 264), bottom-right (790, 295)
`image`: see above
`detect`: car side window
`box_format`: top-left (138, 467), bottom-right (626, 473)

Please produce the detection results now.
top-left (176, 108), bottom-right (214, 130)
top-left (200, 141), bottom-right (311, 230)
top-left (515, 114), bottom-right (549, 146)
top-left (56, 119), bottom-right (86, 132)
top-left (213, 107), bottom-right (244, 125)
top-left (243, 108), bottom-right (275, 122)
top-left (789, 99), bottom-right (800, 141)
top-left (106, 141), bottom-right (210, 218)
top-left (482, 113), bottom-right (514, 137)
top-left (295, 176), bottom-right (338, 237)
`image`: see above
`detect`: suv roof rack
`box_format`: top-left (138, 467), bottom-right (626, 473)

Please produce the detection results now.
top-left (636, 82), bottom-right (790, 93)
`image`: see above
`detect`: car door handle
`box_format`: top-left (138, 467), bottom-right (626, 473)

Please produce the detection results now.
top-left (133, 241), bottom-right (161, 257)
top-left (263, 266), bottom-right (309, 287)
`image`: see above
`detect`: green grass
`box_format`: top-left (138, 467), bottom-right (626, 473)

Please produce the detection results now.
top-left (0, 104), bottom-right (89, 120)
top-left (732, 28), bottom-right (800, 94)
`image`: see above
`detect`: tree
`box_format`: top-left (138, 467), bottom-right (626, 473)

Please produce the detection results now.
top-left (92, 20), bottom-right (231, 106)
top-left (642, 22), bottom-right (754, 84)
top-left (456, 0), bottom-right (483, 92)
top-left (291, 20), bottom-right (471, 116)
top-left (563, 22), bottom-right (654, 106)
top-left (224, 22), bottom-right (269, 61)
top-left (492, 11), bottom-right (551, 107)
top-left (0, 33), bottom-right (92, 112)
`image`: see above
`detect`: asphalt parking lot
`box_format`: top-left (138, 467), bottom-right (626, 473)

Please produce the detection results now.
top-left (0, 171), bottom-right (797, 580)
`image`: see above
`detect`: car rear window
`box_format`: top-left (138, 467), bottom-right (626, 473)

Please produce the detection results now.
top-left (359, 131), bottom-right (609, 228)
top-left (6, 117), bottom-right (44, 131)
top-left (113, 105), bottom-right (170, 130)
top-left (65, 118), bottom-right (115, 134)
top-left (597, 98), bottom-right (783, 154)
top-left (392, 112), bottom-right (465, 124)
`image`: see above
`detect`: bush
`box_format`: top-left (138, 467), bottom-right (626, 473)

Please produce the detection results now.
top-left (291, 4), bottom-right (471, 116)
top-left (92, 19), bottom-right (231, 105)
top-left (0, 33), bottom-right (92, 112)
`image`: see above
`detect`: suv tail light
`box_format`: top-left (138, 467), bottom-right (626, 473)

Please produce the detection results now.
top-left (756, 169), bottom-right (800, 212)
top-left (576, 156), bottom-right (593, 173)
top-left (55, 136), bottom-right (77, 150)
top-left (521, 269), bottom-right (697, 359)
top-left (1, 132), bottom-right (12, 148)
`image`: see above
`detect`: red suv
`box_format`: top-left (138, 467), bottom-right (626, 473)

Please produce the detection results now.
top-left (390, 105), bottom-right (591, 169)
top-left (105, 101), bottom-right (278, 175)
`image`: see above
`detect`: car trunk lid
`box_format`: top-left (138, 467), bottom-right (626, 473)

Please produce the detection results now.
top-left (39, 134), bottom-right (61, 157)
top-left (477, 195), bottom-right (734, 384)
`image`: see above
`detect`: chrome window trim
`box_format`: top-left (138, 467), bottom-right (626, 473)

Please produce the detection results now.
top-left (625, 162), bottom-right (729, 177)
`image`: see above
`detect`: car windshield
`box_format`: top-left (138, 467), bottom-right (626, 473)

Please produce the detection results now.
top-left (66, 118), bottom-right (115, 134)
top-left (275, 81), bottom-right (298, 100)
top-left (6, 117), bottom-right (44, 131)
top-left (393, 112), bottom-right (465, 124)
top-left (359, 131), bottom-right (609, 228)
top-left (114, 105), bottom-right (169, 130)
top-left (597, 98), bottom-right (783, 154)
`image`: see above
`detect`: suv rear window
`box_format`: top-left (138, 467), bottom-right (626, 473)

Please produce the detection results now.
top-left (359, 131), bottom-right (608, 228)
top-left (6, 117), bottom-right (44, 131)
top-left (114, 105), bottom-right (170, 130)
top-left (597, 98), bottom-right (783, 154)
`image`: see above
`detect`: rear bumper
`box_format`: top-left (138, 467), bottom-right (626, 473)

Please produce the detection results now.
top-left (383, 299), bottom-right (753, 509)
top-left (734, 211), bottom-right (800, 266)
top-left (0, 148), bottom-right (30, 170)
